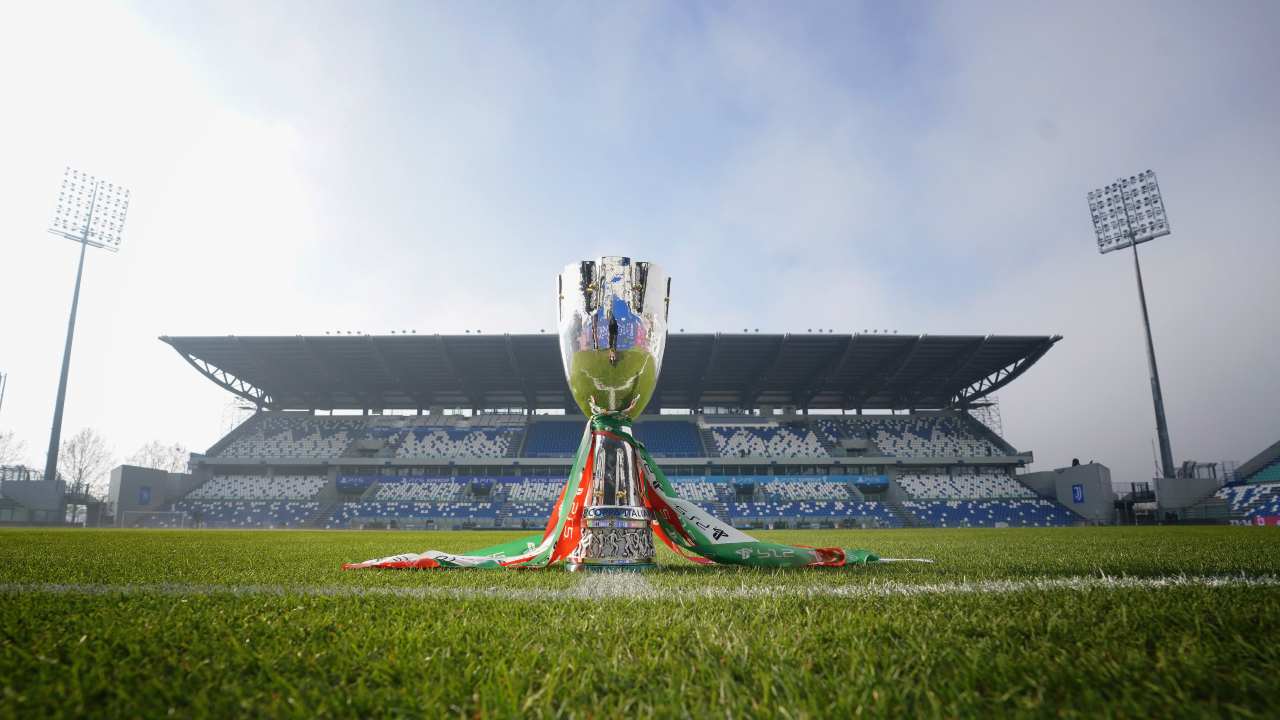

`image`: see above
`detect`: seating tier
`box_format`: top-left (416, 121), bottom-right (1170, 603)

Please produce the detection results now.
top-left (902, 499), bottom-right (1076, 527)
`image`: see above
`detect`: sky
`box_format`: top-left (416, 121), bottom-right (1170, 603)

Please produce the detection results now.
top-left (0, 1), bottom-right (1277, 484)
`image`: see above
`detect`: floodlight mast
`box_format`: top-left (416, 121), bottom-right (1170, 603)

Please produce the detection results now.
top-left (41, 168), bottom-right (130, 488)
top-left (1087, 169), bottom-right (1175, 479)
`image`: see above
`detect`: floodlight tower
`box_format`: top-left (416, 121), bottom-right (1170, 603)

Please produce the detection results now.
top-left (41, 167), bottom-right (131, 486)
top-left (1087, 169), bottom-right (1175, 479)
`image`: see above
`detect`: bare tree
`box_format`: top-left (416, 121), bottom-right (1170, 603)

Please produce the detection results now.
top-left (59, 429), bottom-right (115, 521)
top-left (127, 440), bottom-right (190, 473)
top-left (0, 430), bottom-right (26, 467)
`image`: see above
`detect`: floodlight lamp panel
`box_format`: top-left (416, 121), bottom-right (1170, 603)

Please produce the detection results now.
top-left (51, 169), bottom-right (96, 240)
top-left (49, 167), bottom-right (130, 250)
top-left (1089, 168), bottom-right (1171, 254)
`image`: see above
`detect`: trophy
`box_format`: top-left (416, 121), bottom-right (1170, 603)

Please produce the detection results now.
top-left (557, 257), bottom-right (670, 572)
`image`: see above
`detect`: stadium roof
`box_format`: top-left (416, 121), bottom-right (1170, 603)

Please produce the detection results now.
top-left (161, 333), bottom-right (1061, 412)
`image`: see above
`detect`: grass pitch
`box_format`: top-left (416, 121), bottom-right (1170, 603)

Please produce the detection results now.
top-left (1, 527), bottom-right (1278, 718)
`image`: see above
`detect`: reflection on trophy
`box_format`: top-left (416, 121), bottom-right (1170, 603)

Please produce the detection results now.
top-left (557, 257), bottom-right (670, 572)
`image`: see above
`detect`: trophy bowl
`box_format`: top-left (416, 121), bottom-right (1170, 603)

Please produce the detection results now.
top-left (557, 257), bottom-right (670, 419)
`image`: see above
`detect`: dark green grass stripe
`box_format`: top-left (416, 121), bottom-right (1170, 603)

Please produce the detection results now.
top-left (2, 587), bottom-right (1278, 718)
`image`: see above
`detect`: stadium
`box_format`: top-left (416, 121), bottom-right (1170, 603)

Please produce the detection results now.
top-left (101, 331), bottom-right (1087, 531)
top-left (5, 330), bottom-right (1265, 532)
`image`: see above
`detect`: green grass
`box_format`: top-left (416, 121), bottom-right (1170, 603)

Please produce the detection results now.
top-left (1, 527), bottom-right (1278, 718)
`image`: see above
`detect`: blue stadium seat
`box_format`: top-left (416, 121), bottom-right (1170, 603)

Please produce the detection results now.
top-left (174, 500), bottom-right (318, 529)
top-left (816, 413), bottom-right (1010, 458)
top-left (901, 499), bottom-right (1078, 527)
top-left (326, 501), bottom-right (499, 528)
top-left (521, 421), bottom-right (585, 457)
top-left (633, 421), bottom-right (704, 457)
top-left (1214, 482), bottom-right (1280, 521)
top-left (725, 500), bottom-right (900, 527)
top-left (708, 423), bottom-right (828, 458)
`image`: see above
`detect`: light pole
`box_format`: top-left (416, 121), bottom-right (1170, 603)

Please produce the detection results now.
top-left (42, 167), bottom-right (131, 486)
top-left (1087, 169), bottom-right (1175, 479)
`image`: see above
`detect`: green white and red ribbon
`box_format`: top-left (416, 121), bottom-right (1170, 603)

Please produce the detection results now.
top-left (343, 413), bottom-right (878, 570)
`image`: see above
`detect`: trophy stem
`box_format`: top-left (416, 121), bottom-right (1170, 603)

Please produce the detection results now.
top-left (565, 414), bottom-right (657, 572)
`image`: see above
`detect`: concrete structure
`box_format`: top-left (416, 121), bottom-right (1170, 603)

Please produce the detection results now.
top-left (0, 467), bottom-right (65, 524)
top-left (109, 465), bottom-right (201, 526)
top-left (1019, 463), bottom-right (1115, 523)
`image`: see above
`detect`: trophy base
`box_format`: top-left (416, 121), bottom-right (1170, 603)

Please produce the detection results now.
top-left (564, 561), bottom-right (657, 573)
top-left (566, 505), bottom-right (656, 572)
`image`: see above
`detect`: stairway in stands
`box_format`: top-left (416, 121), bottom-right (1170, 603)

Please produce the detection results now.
top-left (506, 426), bottom-right (527, 458)
top-left (697, 427), bottom-right (719, 457)
top-left (696, 500), bottom-right (730, 519)
top-left (885, 501), bottom-right (926, 528)
top-left (810, 426), bottom-right (842, 457)
top-left (306, 501), bottom-right (340, 529)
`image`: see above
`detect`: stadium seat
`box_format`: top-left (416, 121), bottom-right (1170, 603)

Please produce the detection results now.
top-left (217, 415), bottom-right (364, 459)
top-left (372, 478), bottom-right (466, 501)
top-left (632, 421), bottom-right (705, 457)
top-left (901, 499), bottom-right (1077, 527)
top-left (392, 428), bottom-right (518, 458)
top-left (521, 421), bottom-right (585, 458)
top-left (895, 470), bottom-right (1035, 500)
top-left (173, 500), bottom-right (318, 529)
top-left (187, 474), bottom-right (326, 500)
top-left (1245, 459), bottom-right (1280, 484)
top-left (725, 499), bottom-right (900, 527)
top-left (1213, 482), bottom-right (1280, 521)
top-left (326, 501), bottom-right (499, 528)
top-left (817, 413), bottom-right (1011, 458)
top-left (707, 423), bottom-right (829, 459)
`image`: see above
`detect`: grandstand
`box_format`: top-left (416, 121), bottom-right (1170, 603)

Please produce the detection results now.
top-left (1193, 439), bottom-right (1280, 525)
top-left (109, 332), bottom-right (1094, 529)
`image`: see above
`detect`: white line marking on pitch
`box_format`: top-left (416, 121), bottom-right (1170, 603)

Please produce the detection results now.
top-left (0, 574), bottom-right (1277, 601)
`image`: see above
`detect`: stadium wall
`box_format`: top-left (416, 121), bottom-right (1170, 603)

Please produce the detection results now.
top-left (1154, 474), bottom-right (1221, 514)
top-left (1019, 463), bottom-right (1114, 523)
top-left (0, 474), bottom-right (64, 523)
top-left (110, 465), bottom-right (202, 525)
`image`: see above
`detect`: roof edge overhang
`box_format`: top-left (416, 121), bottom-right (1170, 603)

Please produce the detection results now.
top-left (161, 332), bottom-right (1062, 412)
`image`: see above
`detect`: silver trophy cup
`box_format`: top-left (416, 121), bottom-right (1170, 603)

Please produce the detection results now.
top-left (557, 257), bottom-right (670, 571)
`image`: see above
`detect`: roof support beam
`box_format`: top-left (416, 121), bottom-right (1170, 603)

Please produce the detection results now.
top-left (910, 335), bottom-right (987, 406)
top-left (436, 335), bottom-right (481, 409)
top-left (952, 336), bottom-right (1061, 406)
top-left (850, 336), bottom-right (924, 409)
top-left (800, 334), bottom-right (857, 406)
top-left (743, 334), bottom-right (789, 408)
top-left (166, 345), bottom-right (271, 408)
top-left (365, 336), bottom-right (431, 409)
top-left (298, 337), bottom-right (373, 410)
top-left (296, 337), bottom-right (343, 409)
top-left (691, 334), bottom-right (721, 410)
top-left (234, 337), bottom-right (307, 409)
top-left (504, 334), bottom-right (537, 411)
top-left (163, 333), bottom-right (1061, 413)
